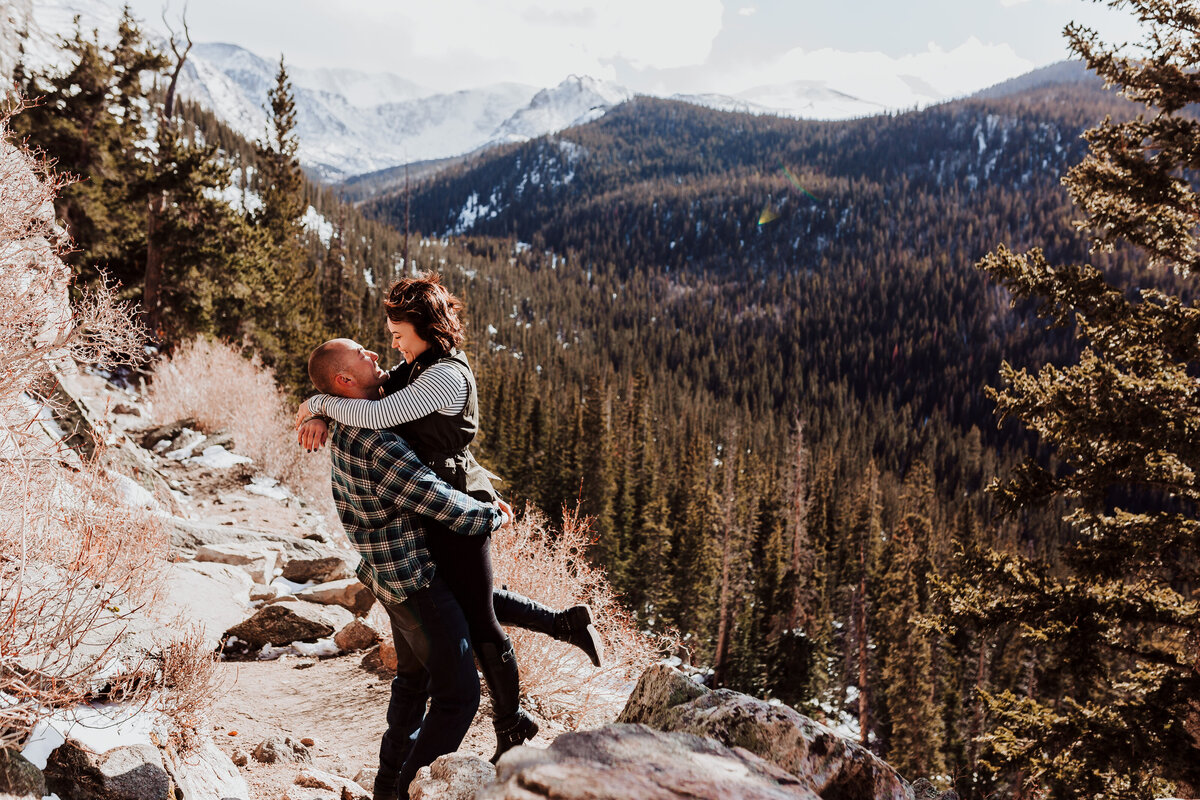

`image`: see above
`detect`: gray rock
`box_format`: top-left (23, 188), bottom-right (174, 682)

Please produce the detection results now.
top-left (479, 723), bottom-right (817, 800)
top-left (0, 747), bottom-right (46, 799)
top-left (618, 664), bottom-right (911, 800)
top-left (44, 740), bottom-right (171, 800)
top-left (162, 737), bottom-right (250, 800)
top-left (333, 618), bottom-right (381, 652)
top-left (111, 403), bottom-right (141, 416)
top-left (410, 752), bottom-right (495, 800)
top-left (295, 767), bottom-right (370, 799)
top-left (153, 561), bottom-right (254, 652)
top-left (162, 516), bottom-right (347, 565)
top-left (225, 599), bottom-right (353, 652)
top-left (252, 736), bottom-right (312, 765)
top-left (282, 554), bottom-right (355, 584)
top-left (298, 578), bottom-right (376, 616)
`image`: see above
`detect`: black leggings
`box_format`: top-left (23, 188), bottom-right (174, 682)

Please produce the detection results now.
top-left (426, 525), bottom-right (508, 646)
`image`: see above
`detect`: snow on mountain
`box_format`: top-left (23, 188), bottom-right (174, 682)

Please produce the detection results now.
top-left (734, 81), bottom-right (888, 120)
top-left (489, 76), bottom-right (634, 145)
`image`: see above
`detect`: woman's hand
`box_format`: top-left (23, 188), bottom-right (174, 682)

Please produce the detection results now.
top-left (297, 418), bottom-right (328, 452)
top-left (495, 499), bottom-right (514, 528)
top-left (295, 397), bottom-right (316, 430)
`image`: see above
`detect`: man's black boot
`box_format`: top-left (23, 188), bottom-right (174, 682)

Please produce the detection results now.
top-left (553, 605), bottom-right (604, 668)
top-left (476, 639), bottom-right (539, 763)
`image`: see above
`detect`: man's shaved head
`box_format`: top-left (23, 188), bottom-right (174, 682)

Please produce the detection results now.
top-left (308, 339), bottom-right (355, 394)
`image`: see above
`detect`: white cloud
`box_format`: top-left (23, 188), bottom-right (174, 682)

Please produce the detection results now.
top-left (738, 6), bottom-right (757, 16)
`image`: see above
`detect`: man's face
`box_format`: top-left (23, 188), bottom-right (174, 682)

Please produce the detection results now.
top-left (331, 340), bottom-right (387, 396)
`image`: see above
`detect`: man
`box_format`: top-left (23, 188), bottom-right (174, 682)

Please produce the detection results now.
top-left (300, 338), bottom-right (511, 800)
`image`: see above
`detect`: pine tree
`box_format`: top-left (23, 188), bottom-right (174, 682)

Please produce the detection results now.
top-left (942, 2), bottom-right (1200, 796)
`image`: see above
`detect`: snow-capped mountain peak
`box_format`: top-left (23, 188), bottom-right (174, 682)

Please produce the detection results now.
top-left (489, 75), bottom-right (634, 145)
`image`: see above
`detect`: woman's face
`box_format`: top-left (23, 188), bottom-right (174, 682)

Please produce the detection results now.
top-left (387, 317), bottom-right (430, 364)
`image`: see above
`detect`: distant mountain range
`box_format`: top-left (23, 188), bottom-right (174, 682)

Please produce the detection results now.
top-left (5, 0), bottom-right (1081, 183)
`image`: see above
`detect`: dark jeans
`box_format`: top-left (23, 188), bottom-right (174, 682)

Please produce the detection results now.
top-left (428, 530), bottom-right (557, 645)
top-left (378, 575), bottom-right (479, 795)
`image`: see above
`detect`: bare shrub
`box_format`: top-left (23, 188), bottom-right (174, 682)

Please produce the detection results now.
top-left (155, 626), bottom-right (226, 751)
top-left (145, 336), bottom-right (332, 508)
top-left (491, 505), bottom-right (675, 728)
top-left (0, 99), bottom-right (167, 748)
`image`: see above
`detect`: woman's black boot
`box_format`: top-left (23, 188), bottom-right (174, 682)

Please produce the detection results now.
top-left (553, 605), bottom-right (604, 668)
top-left (476, 639), bottom-right (539, 763)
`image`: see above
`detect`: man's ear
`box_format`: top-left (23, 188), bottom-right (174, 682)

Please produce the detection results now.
top-left (334, 372), bottom-right (352, 388)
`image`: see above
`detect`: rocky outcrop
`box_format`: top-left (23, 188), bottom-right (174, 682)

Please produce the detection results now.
top-left (480, 724), bottom-right (817, 800)
top-left (195, 541), bottom-right (282, 584)
top-left (224, 599), bottom-right (353, 652)
top-left (617, 664), bottom-right (912, 800)
top-left (293, 767), bottom-right (370, 799)
top-left (154, 561), bottom-right (254, 651)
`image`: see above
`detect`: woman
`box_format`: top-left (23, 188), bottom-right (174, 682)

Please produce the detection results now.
top-left (297, 273), bottom-right (601, 761)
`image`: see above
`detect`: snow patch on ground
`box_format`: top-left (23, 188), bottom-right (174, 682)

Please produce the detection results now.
top-left (246, 477), bottom-right (289, 501)
top-left (187, 445), bottom-right (252, 469)
top-left (258, 638), bottom-right (339, 660)
top-left (21, 699), bottom-right (168, 768)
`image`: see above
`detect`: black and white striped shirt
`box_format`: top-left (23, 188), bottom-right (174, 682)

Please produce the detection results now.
top-left (309, 361), bottom-right (468, 429)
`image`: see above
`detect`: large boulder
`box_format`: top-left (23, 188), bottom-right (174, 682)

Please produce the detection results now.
top-left (479, 724), bottom-right (817, 800)
top-left (224, 599), bottom-right (353, 651)
top-left (410, 753), bottom-right (495, 800)
top-left (618, 664), bottom-right (911, 800)
top-left (153, 561), bottom-right (254, 652)
top-left (0, 747), bottom-right (46, 799)
top-left (162, 516), bottom-right (356, 572)
top-left (334, 619), bottom-right (381, 652)
top-left (297, 578), bottom-right (375, 616)
top-left (161, 737), bottom-right (250, 800)
top-left (44, 740), bottom-right (170, 800)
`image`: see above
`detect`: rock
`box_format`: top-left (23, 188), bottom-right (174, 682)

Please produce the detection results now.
top-left (410, 752), bottom-right (495, 800)
top-left (112, 402), bottom-right (141, 416)
top-left (250, 582), bottom-right (285, 602)
top-left (911, 778), bottom-right (958, 800)
top-left (282, 554), bottom-right (356, 584)
top-left (252, 736), bottom-right (312, 765)
top-left (353, 768), bottom-right (378, 792)
top-left (162, 737), bottom-right (250, 800)
top-left (334, 619), bottom-right (381, 652)
top-left (379, 639), bottom-right (398, 672)
top-left (295, 767), bottom-right (370, 800)
top-left (138, 417), bottom-right (199, 450)
top-left (44, 740), bottom-right (171, 800)
top-left (298, 578), bottom-right (376, 616)
top-left (479, 724), bottom-right (817, 800)
top-left (231, 749), bottom-right (249, 767)
top-left (618, 664), bottom-right (910, 800)
top-left (153, 561), bottom-right (254, 652)
top-left (195, 542), bottom-right (282, 585)
top-left (224, 599), bottom-right (354, 651)
top-left (0, 747), bottom-right (46, 799)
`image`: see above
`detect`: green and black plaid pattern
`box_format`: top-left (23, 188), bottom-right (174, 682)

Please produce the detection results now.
top-left (329, 423), bottom-right (500, 605)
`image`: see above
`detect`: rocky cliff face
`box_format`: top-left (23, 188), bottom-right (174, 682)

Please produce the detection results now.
top-left (407, 664), bottom-right (958, 800)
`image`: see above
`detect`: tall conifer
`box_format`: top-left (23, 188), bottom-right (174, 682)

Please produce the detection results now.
top-left (944, 2), bottom-right (1200, 796)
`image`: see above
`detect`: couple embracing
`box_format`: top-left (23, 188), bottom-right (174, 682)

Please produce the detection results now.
top-left (295, 274), bottom-right (603, 800)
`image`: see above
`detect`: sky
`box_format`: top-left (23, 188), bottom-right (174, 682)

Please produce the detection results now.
top-left (119, 0), bottom-right (1146, 100)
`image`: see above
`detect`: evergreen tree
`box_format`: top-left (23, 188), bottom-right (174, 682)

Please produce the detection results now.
top-left (943, 2), bottom-right (1200, 796)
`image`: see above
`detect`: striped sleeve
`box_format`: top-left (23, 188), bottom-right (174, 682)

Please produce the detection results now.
top-left (309, 362), bottom-right (467, 429)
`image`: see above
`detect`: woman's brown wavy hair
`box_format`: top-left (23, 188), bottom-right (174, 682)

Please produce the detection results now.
top-left (384, 272), bottom-right (465, 355)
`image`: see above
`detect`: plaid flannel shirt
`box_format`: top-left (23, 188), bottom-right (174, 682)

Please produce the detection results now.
top-left (329, 422), bottom-right (501, 605)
